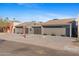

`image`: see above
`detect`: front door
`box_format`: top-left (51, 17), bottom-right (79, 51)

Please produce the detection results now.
top-left (25, 28), bottom-right (28, 34)
top-left (33, 27), bottom-right (41, 34)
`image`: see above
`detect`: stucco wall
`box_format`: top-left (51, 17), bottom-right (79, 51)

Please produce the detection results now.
top-left (14, 28), bottom-right (23, 34)
top-left (12, 22), bottom-right (22, 33)
top-left (43, 27), bottom-right (66, 36)
top-left (28, 28), bottom-right (34, 34)
top-left (77, 18), bottom-right (79, 37)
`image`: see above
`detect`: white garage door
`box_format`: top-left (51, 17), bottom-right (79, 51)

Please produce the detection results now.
top-left (15, 28), bottom-right (23, 34)
top-left (43, 28), bottom-right (66, 36)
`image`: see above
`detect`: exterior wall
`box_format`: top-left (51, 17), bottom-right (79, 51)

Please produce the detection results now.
top-left (14, 27), bottom-right (33, 34)
top-left (14, 27), bottom-right (23, 34)
top-left (12, 22), bottom-right (21, 33)
top-left (14, 22), bottom-right (36, 34)
top-left (42, 25), bottom-right (71, 36)
top-left (43, 27), bottom-right (66, 36)
top-left (27, 28), bottom-right (33, 34)
top-left (32, 25), bottom-right (71, 36)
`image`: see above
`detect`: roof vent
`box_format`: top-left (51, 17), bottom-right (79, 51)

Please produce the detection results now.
top-left (53, 19), bottom-right (58, 20)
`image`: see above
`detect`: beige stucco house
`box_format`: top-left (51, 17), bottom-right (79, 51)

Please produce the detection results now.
top-left (14, 22), bottom-right (37, 34)
top-left (14, 18), bottom-right (77, 37)
top-left (42, 19), bottom-right (77, 37)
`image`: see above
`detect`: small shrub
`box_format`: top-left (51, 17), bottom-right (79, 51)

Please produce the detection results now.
top-left (61, 35), bottom-right (65, 36)
top-left (51, 34), bottom-right (56, 36)
top-left (43, 34), bottom-right (47, 35)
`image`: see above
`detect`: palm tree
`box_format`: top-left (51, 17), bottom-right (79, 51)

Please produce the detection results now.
top-left (13, 18), bottom-right (20, 22)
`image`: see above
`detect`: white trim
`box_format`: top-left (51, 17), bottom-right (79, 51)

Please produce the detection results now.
top-left (41, 26), bottom-right (43, 35)
top-left (70, 23), bottom-right (72, 37)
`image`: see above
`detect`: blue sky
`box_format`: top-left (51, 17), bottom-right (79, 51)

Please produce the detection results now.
top-left (0, 3), bottom-right (79, 22)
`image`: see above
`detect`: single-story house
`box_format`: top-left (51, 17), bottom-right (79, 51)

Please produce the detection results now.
top-left (14, 22), bottom-right (37, 34)
top-left (12, 21), bottom-right (22, 33)
top-left (14, 18), bottom-right (77, 37)
top-left (32, 18), bottom-right (77, 37)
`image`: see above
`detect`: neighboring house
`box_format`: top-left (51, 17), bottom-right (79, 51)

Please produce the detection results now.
top-left (14, 22), bottom-right (36, 34)
top-left (0, 21), bottom-right (13, 33)
top-left (14, 18), bottom-right (77, 37)
top-left (12, 21), bottom-right (21, 33)
top-left (32, 22), bottom-right (42, 34)
top-left (41, 19), bottom-right (77, 37)
top-left (0, 20), bottom-right (21, 33)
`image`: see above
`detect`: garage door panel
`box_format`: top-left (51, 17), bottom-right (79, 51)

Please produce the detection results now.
top-left (43, 28), bottom-right (66, 36)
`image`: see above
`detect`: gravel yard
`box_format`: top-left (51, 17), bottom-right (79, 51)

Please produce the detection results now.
top-left (0, 39), bottom-right (79, 56)
top-left (0, 33), bottom-right (79, 56)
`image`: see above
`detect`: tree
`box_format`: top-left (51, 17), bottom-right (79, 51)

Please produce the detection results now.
top-left (0, 17), bottom-right (10, 32)
top-left (0, 17), bottom-right (9, 27)
top-left (12, 18), bottom-right (20, 22)
top-left (4, 17), bottom-right (9, 22)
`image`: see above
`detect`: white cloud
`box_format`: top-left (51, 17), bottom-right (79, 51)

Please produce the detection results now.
top-left (31, 15), bottom-right (50, 22)
top-left (16, 3), bottom-right (24, 5)
top-left (16, 3), bottom-right (39, 9)
top-left (30, 13), bottom-right (75, 22)
top-left (46, 13), bottom-right (75, 19)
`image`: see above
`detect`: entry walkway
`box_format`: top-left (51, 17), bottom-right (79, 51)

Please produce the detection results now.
top-left (0, 33), bottom-right (78, 54)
